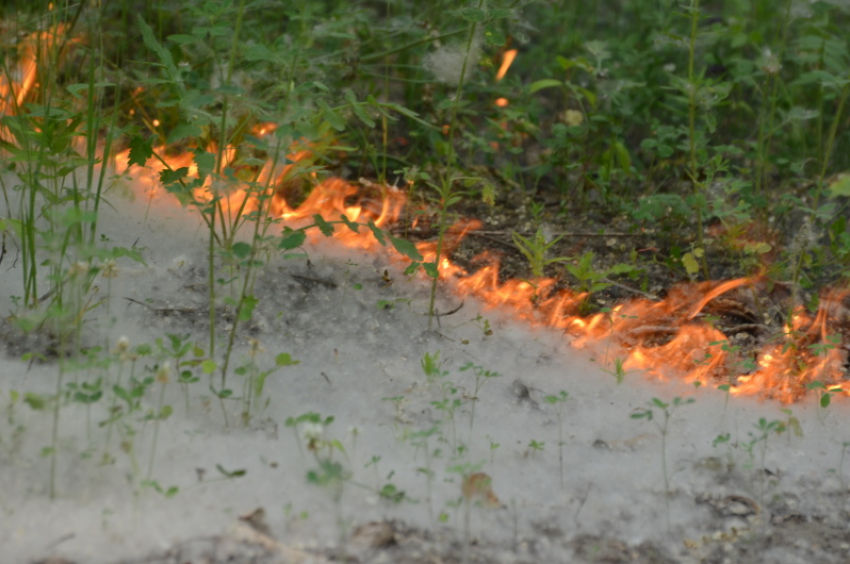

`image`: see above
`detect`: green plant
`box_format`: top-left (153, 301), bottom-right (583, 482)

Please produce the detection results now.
top-left (631, 396), bottom-right (695, 532)
top-left (565, 251), bottom-right (641, 314)
top-left (806, 380), bottom-right (842, 425)
top-left (543, 390), bottom-right (569, 487)
top-left (527, 439), bottom-right (545, 455)
top-left (408, 425), bottom-right (440, 525)
top-left (511, 229), bottom-right (571, 279)
top-left (458, 361), bottom-right (501, 433)
top-left (742, 417), bottom-right (786, 503)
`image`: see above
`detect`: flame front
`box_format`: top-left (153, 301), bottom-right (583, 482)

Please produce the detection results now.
top-left (5, 23), bottom-right (849, 404)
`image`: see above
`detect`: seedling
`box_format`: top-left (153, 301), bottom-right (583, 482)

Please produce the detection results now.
top-left (458, 361), bottom-right (501, 433)
top-left (631, 396), bottom-right (695, 532)
top-left (743, 417), bottom-right (786, 503)
top-left (527, 439), bottom-right (545, 455)
top-left (543, 390), bottom-right (569, 487)
top-left (806, 380), bottom-right (842, 425)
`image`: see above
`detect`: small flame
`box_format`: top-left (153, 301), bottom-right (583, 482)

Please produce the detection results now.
top-left (496, 49), bottom-right (517, 82)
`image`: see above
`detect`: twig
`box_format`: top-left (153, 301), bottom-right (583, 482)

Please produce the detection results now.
top-left (124, 297), bottom-right (198, 315)
top-left (601, 277), bottom-right (659, 301)
top-left (290, 273), bottom-right (338, 289)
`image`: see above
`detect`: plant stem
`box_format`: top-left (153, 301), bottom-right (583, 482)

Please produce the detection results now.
top-left (686, 0), bottom-right (709, 280)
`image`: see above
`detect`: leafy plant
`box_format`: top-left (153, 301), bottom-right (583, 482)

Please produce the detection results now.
top-left (631, 396), bottom-right (695, 532)
top-left (511, 229), bottom-right (571, 279)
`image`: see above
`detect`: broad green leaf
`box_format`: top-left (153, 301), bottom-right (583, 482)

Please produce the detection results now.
top-left (167, 123), bottom-right (202, 144)
top-left (279, 228), bottom-right (306, 250)
top-left (682, 252), bottom-right (700, 276)
top-left (389, 234), bottom-right (423, 261)
top-left (423, 261), bottom-right (439, 279)
top-left (160, 167), bottom-right (189, 186)
top-left (276, 353), bottom-right (300, 367)
top-left (313, 214), bottom-right (335, 236)
top-left (340, 214), bottom-right (361, 234)
top-left (368, 220), bottom-right (386, 246)
top-left (231, 242), bottom-right (252, 259)
top-left (128, 136), bottom-right (153, 168)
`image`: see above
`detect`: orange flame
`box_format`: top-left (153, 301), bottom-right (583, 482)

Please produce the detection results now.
top-left (6, 24), bottom-right (849, 405)
top-left (496, 49), bottom-right (517, 82)
top-left (0, 23), bottom-right (73, 141)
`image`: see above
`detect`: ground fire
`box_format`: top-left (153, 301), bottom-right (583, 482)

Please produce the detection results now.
top-left (3, 22), bottom-right (849, 405)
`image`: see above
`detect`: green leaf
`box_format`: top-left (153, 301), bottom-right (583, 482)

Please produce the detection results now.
top-left (340, 214), bottom-right (361, 234)
top-left (24, 392), bottom-right (47, 410)
top-left (279, 228), bottom-right (306, 251)
top-left (276, 353), bottom-right (300, 367)
top-left (201, 360), bottom-right (217, 374)
top-left (128, 136), bottom-right (153, 168)
top-left (528, 79), bottom-right (563, 94)
top-left (317, 99), bottom-right (346, 131)
top-left (458, 7), bottom-right (485, 22)
top-left (422, 262), bottom-right (439, 279)
top-left (238, 295), bottom-right (258, 322)
top-left (66, 82), bottom-right (114, 98)
top-left (160, 167), bottom-right (189, 187)
top-left (216, 464), bottom-right (246, 478)
top-left (192, 149), bottom-right (216, 181)
top-left (313, 214), bottom-right (335, 236)
top-left (368, 220), bottom-right (386, 246)
top-left (828, 174), bottom-right (850, 198)
top-left (167, 33), bottom-right (199, 45)
top-left (484, 24), bottom-right (506, 46)
top-left (389, 234), bottom-right (423, 261)
top-left (681, 252), bottom-right (700, 276)
top-left (345, 89), bottom-right (375, 127)
top-left (231, 242), bottom-right (252, 259)
top-left (167, 123), bottom-right (202, 144)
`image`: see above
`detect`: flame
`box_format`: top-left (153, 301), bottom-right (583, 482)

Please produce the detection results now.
top-left (0, 23), bottom-right (73, 141)
top-left (5, 24), bottom-right (849, 404)
top-left (496, 49), bottom-right (517, 82)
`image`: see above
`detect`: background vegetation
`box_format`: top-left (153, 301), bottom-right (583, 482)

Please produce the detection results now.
top-left (3, 0), bottom-right (850, 307)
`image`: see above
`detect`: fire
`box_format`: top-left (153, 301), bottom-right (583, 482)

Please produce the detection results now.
top-left (496, 49), bottom-right (518, 82)
top-left (4, 24), bottom-right (849, 405)
top-left (0, 23), bottom-right (73, 142)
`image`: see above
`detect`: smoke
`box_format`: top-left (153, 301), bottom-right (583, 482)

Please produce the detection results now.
top-left (423, 32), bottom-right (483, 85)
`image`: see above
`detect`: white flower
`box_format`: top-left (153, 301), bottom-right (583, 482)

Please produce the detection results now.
top-left (115, 336), bottom-right (130, 353)
top-left (301, 422), bottom-right (324, 442)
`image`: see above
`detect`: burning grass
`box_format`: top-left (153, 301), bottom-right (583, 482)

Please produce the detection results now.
top-left (3, 4), bottom-right (850, 563)
top-left (0, 6), bottom-right (849, 406)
